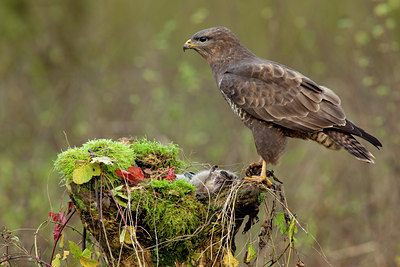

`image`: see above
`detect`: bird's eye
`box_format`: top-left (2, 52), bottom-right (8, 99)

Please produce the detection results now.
top-left (199, 36), bottom-right (208, 42)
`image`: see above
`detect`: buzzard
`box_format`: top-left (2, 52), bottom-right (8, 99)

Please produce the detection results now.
top-left (183, 27), bottom-right (382, 183)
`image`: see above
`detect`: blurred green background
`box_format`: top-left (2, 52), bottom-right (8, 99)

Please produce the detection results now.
top-left (1, 0), bottom-right (399, 266)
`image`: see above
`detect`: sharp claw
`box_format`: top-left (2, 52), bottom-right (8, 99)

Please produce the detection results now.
top-left (244, 176), bottom-right (273, 187)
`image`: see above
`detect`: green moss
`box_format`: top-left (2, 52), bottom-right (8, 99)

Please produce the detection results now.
top-left (131, 178), bottom-right (201, 239)
top-left (54, 147), bottom-right (87, 179)
top-left (129, 178), bottom-right (204, 265)
top-left (82, 139), bottom-right (136, 180)
top-left (74, 198), bottom-right (86, 211)
top-left (54, 139), bottom-right (136, 184)
top-left (129, 137), bottom-right (186, 170)
top-left (151, 178), bottom-right (196, 196)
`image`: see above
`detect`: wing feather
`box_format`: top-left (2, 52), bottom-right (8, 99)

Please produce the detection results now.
top-left (297, 91), bottom-right (320, 112)
top-left (220, 61), bottom-right (347, 132)
top-left (320, 86), bottom-right (341, 105)
top-left (301, 87), bottom-right (323, 103)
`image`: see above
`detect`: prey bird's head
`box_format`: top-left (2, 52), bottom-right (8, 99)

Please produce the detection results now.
top-left (183, 27), bottom-right (246, 61)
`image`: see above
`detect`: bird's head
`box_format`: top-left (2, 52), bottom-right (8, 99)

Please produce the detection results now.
top-left (183, 27), bottom-right (243, 61)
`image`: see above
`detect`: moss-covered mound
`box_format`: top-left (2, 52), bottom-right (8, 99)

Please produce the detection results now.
top-left (54, 138), bottom-right (206, 265)
top-left (118, 137), bottom-right (186, 170)
top-left (54, 139), bottom-right (136, 185)
top-left (54, 137), bottom-right (267, 266)
top-left (54, 138), bottom-right (185, 185)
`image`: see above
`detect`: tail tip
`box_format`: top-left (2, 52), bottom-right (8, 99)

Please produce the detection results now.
top-left (357, 151), bottom-right (375, 164)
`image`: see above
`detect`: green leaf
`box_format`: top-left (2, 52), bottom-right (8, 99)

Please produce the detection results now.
top-left (119, 228), bottom-right (125, 244)
top-left (81, 247), bottom-right (92, 258)
top-left (111, 184), bottom-right (129, 207)
top-left (244, 243), bottom-right (257, 263)
top-left (91, 156), bottom-right (114, 165)
top-left (222, 250), bottom-right (239, 267)
top-left (59, 234), bottom-right (64, 248)
top-left (52, 253), bottom-right (61, 267)
top-left (111, 185), bottom-right (129, 199)
top-left (115, 197), bottom-right (128, 208)
top-left (72, 162), bottom-right (101, 184)
top-left (69, 240), bottom-right (82, 259)
top-left (80, 257), bottom-right (100, 267)
top-left (274, 213), bottom-right (287, 234)
top-left (115, 192), bottom-right (129, 200)
top-left (111, 184), bottom-right (124, 193)
top-left (120, 226), bottom-right (136, 244)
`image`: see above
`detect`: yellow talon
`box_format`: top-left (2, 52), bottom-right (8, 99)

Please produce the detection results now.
top-left (244, 175), bottom-right (273, 187)
top-left (244, 160), bottom-right (273, 187)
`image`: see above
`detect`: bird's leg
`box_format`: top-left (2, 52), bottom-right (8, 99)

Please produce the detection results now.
top-left (245, 160), bottom-right (273, 187)
top-left (260, 159), bottom-right (267, 177)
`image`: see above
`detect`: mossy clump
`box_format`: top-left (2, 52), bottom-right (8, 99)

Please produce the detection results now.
top-left (126, 137), bottom-right (186, 170)
top-left (54, 138), bottom-right (187, 185)
top-left (54, 139), bottom-right (136, 184)
top-left (127, 179), bottom-right (205, 265)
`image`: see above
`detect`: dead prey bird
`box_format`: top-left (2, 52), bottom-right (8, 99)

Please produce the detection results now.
top-left (182, 166), bottom-right (237, 197)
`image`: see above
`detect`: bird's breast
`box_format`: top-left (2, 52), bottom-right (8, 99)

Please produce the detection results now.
top-left (221, 92), bottom-right (253, 125)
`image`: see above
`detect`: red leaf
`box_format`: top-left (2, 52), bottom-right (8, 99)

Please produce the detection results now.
top-left (165, 166), bottom-right (176, 181)
top-left (127, 167), bottom-right (145, 181)
top-left (154, 166), bottom-right (176, 182)
top-left (49, 212), bottom-right (67, 241)
top-left (116, 169), bottom-right (135, 182)
top-left (116, 169), bottom-right (131, 178)
top-left (115, 167), bottom-right (145, 184)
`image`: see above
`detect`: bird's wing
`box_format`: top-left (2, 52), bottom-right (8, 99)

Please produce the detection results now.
top-left (219, 60), bottom-right (346, 132)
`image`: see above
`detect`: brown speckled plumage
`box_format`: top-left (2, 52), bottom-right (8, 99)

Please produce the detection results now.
top-left (183, 27), bottom-right (382, 164)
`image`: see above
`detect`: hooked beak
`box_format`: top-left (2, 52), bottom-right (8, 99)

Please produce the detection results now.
top-left (183, 39), bottom-right (201, 52)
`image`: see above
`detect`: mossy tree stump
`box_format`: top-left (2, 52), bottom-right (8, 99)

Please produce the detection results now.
top-left (55, 138), bottom-right (268, 266)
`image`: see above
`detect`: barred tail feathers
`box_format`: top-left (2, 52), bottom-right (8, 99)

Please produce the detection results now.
top-left (309, 132), bottom-right (340, 150)
top-left (325, 130), bottom-right (375, 164)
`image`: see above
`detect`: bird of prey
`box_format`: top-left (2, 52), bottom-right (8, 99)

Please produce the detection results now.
top-left (183, 27), bottom-right (382, 184)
